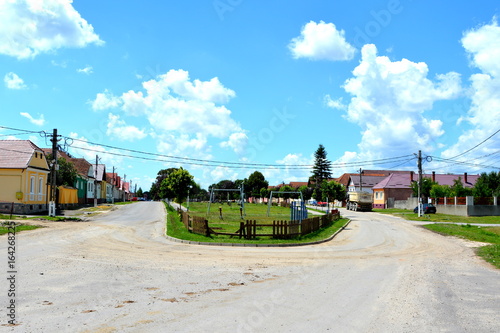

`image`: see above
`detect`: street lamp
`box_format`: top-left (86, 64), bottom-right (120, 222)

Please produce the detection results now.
top-left (187, 185), bottom-right (192, 211)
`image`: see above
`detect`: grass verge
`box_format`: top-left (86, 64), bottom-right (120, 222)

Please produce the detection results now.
top-left (165, 202), bottom-right (348, 245)
top-left (373, 208), bottom-right (500, 224)
top-left (423, 224), bottom-right (500, 269)
top-left (0, 222), bottom-right (42, 235)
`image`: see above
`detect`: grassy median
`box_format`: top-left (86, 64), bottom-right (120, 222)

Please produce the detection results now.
top-left (165, 202), bottom-right (348, 245)
top-left (0, 222), bottom-right (41, 235)
top-left (373, 208), bottom-right (500, 224)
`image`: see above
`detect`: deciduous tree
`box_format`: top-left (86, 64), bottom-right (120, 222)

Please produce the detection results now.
top-left (160, 168), bottom-right (194, 203)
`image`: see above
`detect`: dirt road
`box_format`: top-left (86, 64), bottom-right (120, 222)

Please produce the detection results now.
top-left (2, 202), bottom-right (499, 332)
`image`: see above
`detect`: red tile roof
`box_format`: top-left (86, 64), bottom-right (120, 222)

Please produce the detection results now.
top-left (0, 140), bottom-right (48, 169)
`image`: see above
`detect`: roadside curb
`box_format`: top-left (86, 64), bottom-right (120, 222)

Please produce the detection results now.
top-left (164, 217), bottom-right (352, 248)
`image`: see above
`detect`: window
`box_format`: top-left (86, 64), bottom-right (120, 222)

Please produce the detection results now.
top-left (38, 177), bottom-right (43, 200)
top-left (30, 176), bottom-right (35, 200)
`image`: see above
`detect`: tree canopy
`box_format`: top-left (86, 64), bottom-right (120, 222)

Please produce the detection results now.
top-left (245, 171), bottom-right (269, 198)
top-left (46, 154), bottom-right (78, 187)
top-left (150, 168), bottom-right (179, 200)
top-left (474, 171), bottom-right (500, 197)
top-left (159, 167), bottom-right (194, 203)
top-left (321, 180), bottom-right (346, 202)
top-left (410, 177), bottom-right (437, 198)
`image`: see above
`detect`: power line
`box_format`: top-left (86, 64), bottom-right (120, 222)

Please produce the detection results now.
top-left (450, 127), bottom-right (500, 159)
top-left (0, 125), bottom-right (432, 170)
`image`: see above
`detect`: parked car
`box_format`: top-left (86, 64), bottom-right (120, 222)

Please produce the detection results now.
top-left (414, 203), bottom-right (437, 214)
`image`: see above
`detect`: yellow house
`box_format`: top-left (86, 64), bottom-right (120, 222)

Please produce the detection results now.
top-left (0, 140), bottom-right (51, 214)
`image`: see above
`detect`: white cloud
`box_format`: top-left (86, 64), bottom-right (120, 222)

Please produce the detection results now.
top-left (4, 72), bottom-right (27, 89)
top-left (77, 65), bottom-right (93, 75)
top-left (209, 166), bottom-right (238, 183)
top-left (91, 69), bottom-right (245, 156)
top-left (442, 18), bottom-right (500, 161)
top-left (106, 113), bottom-right (147, 141)
top-left (324, 94), bottom-right (346, 110)
top-left (0, 0), bottom-right (104, 59)
top-left (220, 132), bottom-right (248, 155)
top-left (20, 112), bottom-right (45, 126)
top-left (91, 89), bottom-right (122, 111)
top-left (339, 44), bottom-right (462, 162)
top-left (289, 21), bottom-right (356, 61)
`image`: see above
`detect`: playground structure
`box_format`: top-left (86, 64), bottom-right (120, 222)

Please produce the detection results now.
top-left (206, 185), bottom-right (246, 219)
top-left (266, 190), bottom-right (304, 218)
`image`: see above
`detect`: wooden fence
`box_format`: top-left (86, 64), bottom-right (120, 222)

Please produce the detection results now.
top-left (177, 207), bottom-right (340, 239)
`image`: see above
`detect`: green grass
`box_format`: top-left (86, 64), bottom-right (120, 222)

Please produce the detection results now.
top-left (114, 201), bottom-right (136, 205)
top-left (423, 224), bottom-right (500, 269)
top-left (0, 222), bottom-right (42, 235)
top-left (166, 202), bottom-right (348, 245)
top-left (29, 216), bottom-right (82, 222)
top-left (373, 208), bottom-right (500, 224)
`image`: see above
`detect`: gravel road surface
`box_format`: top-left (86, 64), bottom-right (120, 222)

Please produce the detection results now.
top-left (1, 202), bottom-right (499, 332)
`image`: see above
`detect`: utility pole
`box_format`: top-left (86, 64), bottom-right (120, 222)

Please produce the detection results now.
top-left (123, 174), bottom-right (126, 202)
top-left (417, 150), bottom-right (423, 217)
top-left (94, 155), bottom-right (99, 207)
top-left (359, 168), bottom-right (363, 192)
top-left (49, 128), bottom-right (60, 217)
top-left (111, 166), bottom-right (116, 204)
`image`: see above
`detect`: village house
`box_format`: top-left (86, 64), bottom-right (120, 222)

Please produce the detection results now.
top-left (0, 140), bottom-right (51, 214)
top-left (372, 172), bottom-right (479, 209)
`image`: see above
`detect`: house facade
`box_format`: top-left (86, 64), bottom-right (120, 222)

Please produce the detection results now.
top-left (373, 172), bottom-right (479, 209)
top-left (71, 158), bottom-right (95, 204)
top-left (372, 173), bottom-right (414, 209)
top-left (0, 140), bottom-right (51, 214)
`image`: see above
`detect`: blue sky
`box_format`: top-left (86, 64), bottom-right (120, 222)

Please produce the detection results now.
top-left (1, 0), bottom-right (500, 191)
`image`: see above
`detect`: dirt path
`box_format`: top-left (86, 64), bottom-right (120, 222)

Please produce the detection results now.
top-left (1, 202), bottom-right (499, 332)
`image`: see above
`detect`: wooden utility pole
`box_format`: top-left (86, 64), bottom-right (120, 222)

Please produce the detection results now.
top-left (111, 166), bottom-right (116, 204)
top-left (418, 150), bottom-right (423, 217)
top-left (359, 168), bottom-right (363, 192)
top-left (94, 155), bottom-right (99, 207)
top-left (49, 128), bottom-right (59, 217)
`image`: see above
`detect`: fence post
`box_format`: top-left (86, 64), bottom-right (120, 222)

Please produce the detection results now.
top-left (204, 219), bottom-right (210, 237)
top-left (494, 197), bottom-right (498, 206)
top-left (239, 221), bottom-right (245, 239)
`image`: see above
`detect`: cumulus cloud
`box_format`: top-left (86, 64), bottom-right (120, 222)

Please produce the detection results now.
top-left (337, 44), bottom-right (462, 163)
top-left (20, 112), bottom-right (45, 126)
top-left (91, 89), bottom-right (122, 111)
top-left (91, 69), bottom-right (245, 155)
top-left (0, 0), bottom-right (103, 59)
top-left (220, 132), bottom-right (248, 155)
top-left (442, 18), bottom-right (500, 160)
top-left (209, 166), bottom-right (239, 183)
top-left (289, 21), bottom-right (356, 61)
top-left (4, 72), bottom-right (27, 89)
top-left (106, 113), bottom-right (147, 141)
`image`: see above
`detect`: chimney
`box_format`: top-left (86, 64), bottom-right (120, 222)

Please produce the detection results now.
top-left (432, 171), bottom-right (436, 183)
top-left (464, 172), bottom-right (468, 184)
top-left (410, 171), bottom-right (414, 182)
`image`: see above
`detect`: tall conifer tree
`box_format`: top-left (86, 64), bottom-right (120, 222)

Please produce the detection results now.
top-left (311, 144), bottom-right (332, 200)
